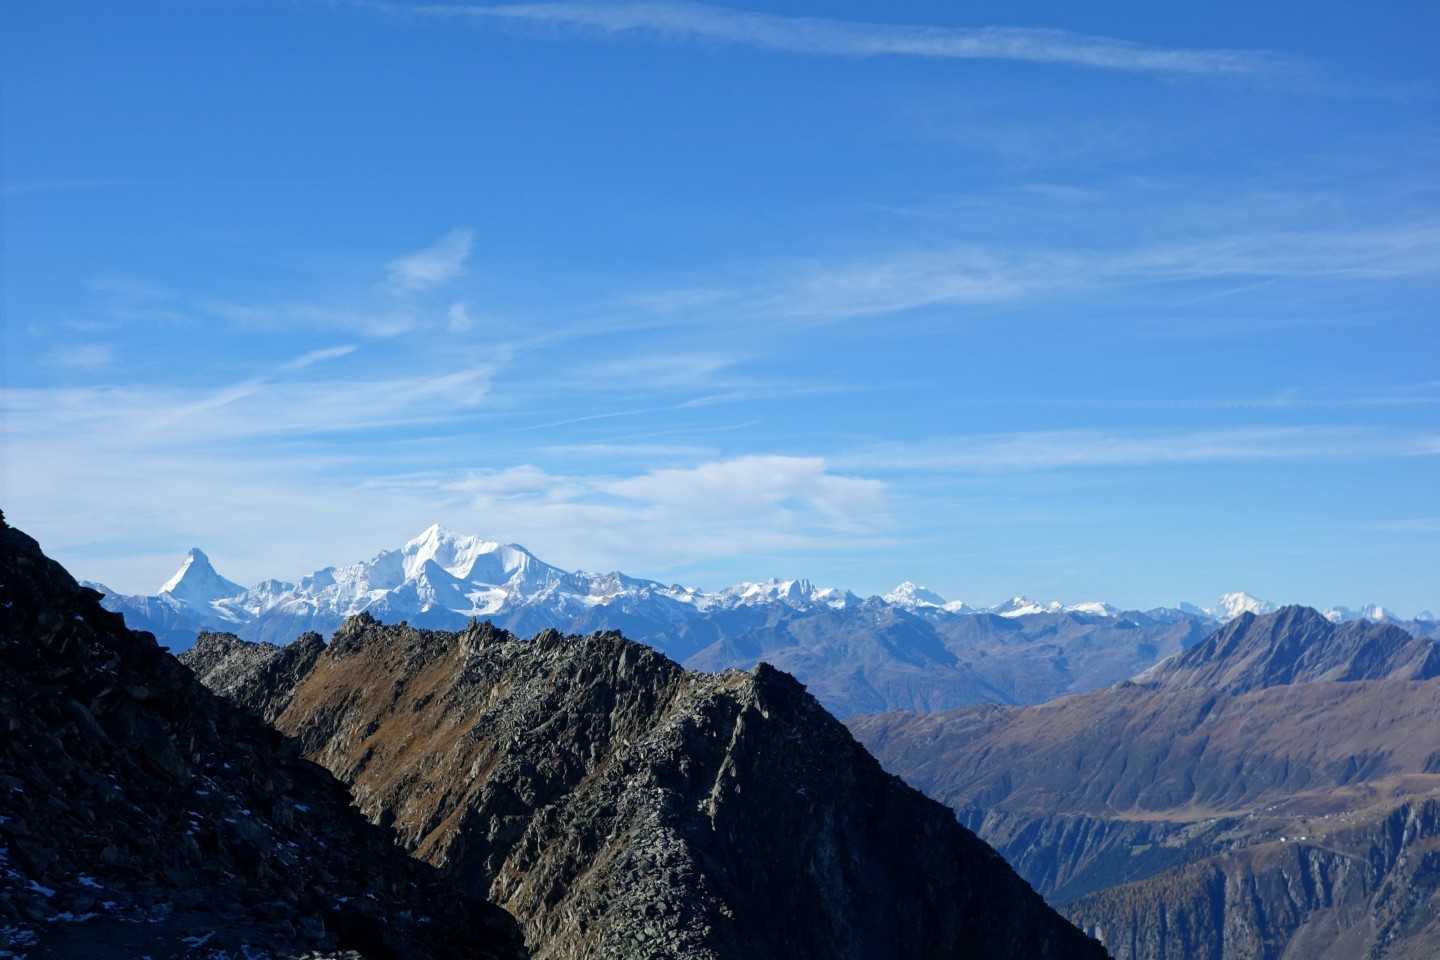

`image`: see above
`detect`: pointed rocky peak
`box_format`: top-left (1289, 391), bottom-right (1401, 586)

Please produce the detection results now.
top-left (1138, 605), bottom-right (1436, 694)
top-left (157, 547), bottom-right (244, 607)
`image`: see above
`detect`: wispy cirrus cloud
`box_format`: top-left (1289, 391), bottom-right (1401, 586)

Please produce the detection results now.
top-left (635, 224), bottom-right (1440, 325)
top-left (140, 228), bottom-right (483, 338)
top-left (5, 357), bottom-right (495, 448)
top-left (43, 343), bottom-right (116, 371)
top-left (280, 344), bottom-right (360, 370)
top-left (838, 427), bottom-right (1440, 474)
top-left (387, 227), bottom-right (475, 291)
top-left (363, 1), bottom-right (1290, 77)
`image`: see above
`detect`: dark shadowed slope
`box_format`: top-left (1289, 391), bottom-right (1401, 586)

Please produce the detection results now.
top-left (0, 521), bottom-right (523, 960)
top-left (185, 618), bottom-right (1110, 960)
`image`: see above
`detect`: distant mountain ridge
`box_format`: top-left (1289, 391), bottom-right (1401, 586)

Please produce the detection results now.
top-left (86, 525), bottom-right (1436, 718)
top-left (1136, 605), bottom-right (1440, 693)
top-left (94, 525), bottom-right (1433, 636)
top-left (849, 607), bottom-right (1440, 960)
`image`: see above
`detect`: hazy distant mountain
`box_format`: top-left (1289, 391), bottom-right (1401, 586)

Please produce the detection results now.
top-left (850, 607), bottom-right (1440, 960)
top-left (1136, 605), bottom-right (1440, 693)
top-left (87, 525), bottom-right (1434, 716)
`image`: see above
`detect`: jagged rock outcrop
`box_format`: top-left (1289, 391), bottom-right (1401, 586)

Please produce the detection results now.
top-left (0, 522), bottom-right (524, 960)
top-left (184, 617), bottom-right (1109, 960)
top-left (849, 608), bottom-right (1440, 960)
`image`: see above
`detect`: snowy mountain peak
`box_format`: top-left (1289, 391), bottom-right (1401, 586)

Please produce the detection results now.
top-left (884, 582), bottom-right (949, 608)
top-left (399, 525), bottom-right (555, 586)
top-left (729, 579), bottom-right (815, 603)
top-left (1064, 601), bottom-right (1120, 617)
top-left (158, 548), bottom-right (244, 607)
top-left (990, 596), bottom-right (1063, 618)
top-left (700, 578), bottom-right (857, 611)
top-left (1210, 592), bottom-right (1278, 621)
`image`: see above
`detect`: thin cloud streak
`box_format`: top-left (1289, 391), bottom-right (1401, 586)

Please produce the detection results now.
top-left (5, 365), bottom-right (495, 447)
top-left (281, 344), bottom-right (360, 370)
top-left (839, 427), bottom-right (1440, 474)
top-left (1365, 518), bottom-right (1440, 534)
top-left (369, 1), bottom-right (1288, 77)
top-left (640, 225), bottom-right (1440, 325)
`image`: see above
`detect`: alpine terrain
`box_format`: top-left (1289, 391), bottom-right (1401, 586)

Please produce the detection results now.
top-left (88, 526), bottom-right (1435, 718)
top-left (850, 607), bottom-right (1440, 960)
top-left (3, 517), bottom-right (1107, 960)
top-left (0, 516), bottom-right (524, 960)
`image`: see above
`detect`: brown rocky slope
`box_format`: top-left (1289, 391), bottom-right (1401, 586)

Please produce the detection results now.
top-left (0, 519), bottom-right (524, 959)
top-left (184, 616), bottom-right (1110, 960)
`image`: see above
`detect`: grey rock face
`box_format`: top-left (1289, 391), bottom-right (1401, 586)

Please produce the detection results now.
top-left (185, 619), bottom-right (1110, 960)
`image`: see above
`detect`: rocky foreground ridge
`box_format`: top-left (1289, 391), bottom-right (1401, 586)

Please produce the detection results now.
top-left (183, 618), bottom-right (1109, 960)
top-left (851, 607), bottom-right (1440, 960)
top-left (0, 519), bottom-right (524, 959)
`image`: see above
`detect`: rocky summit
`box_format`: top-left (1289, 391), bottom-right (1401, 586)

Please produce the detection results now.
top-left (0, 521), bottom-right (524, 960)
top-left (183, 616), bottom-right (1109, 960)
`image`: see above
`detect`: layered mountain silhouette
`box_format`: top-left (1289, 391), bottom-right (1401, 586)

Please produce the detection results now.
top-left (850, 606), bottom-right (1440, 959)
top-left (3, 518), bottom-right (1106, 960)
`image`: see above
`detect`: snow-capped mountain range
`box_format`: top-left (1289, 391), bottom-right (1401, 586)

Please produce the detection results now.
top-left (90, 524), bottom-right (1431, 643)
top-left (85, 525), bottom-right (1436, 718)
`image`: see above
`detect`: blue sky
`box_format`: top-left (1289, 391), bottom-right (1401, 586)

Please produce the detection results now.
top-left (3, 0), bottom-right (1437, 613)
